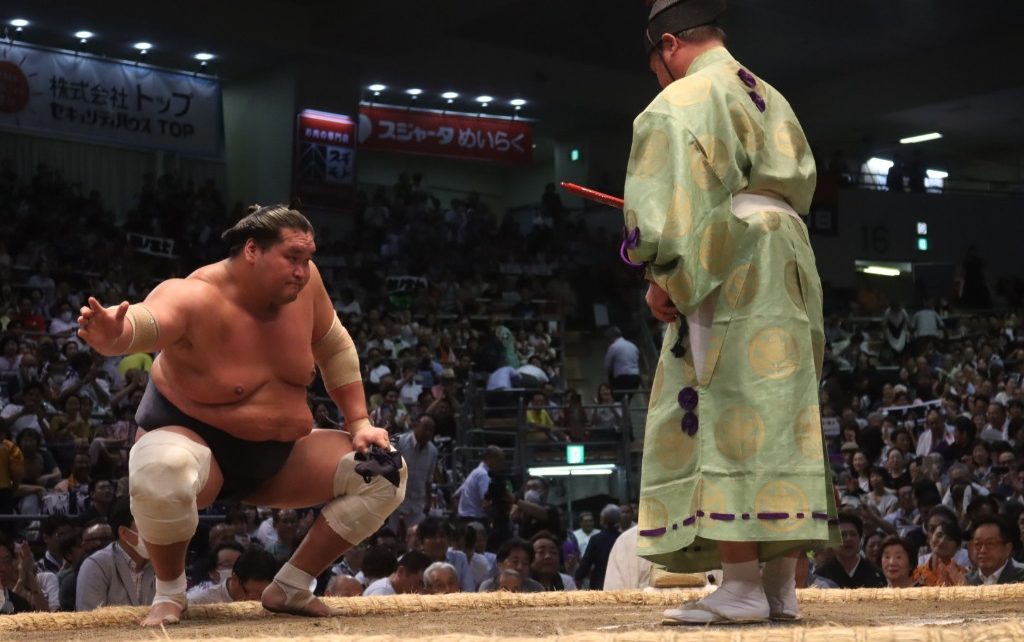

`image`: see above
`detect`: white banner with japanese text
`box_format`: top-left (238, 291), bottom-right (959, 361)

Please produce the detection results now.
top-left (0, 43), bottom-right (223, 158)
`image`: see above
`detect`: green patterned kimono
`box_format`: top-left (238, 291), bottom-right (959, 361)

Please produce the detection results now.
top-left (623, 47), bottom-right (839, 573)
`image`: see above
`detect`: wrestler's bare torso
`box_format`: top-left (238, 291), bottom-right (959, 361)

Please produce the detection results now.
top-left (150, 259), bottom-right (324, 443)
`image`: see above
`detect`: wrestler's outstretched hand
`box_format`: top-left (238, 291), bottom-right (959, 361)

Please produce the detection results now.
top-left (79, 297), bottom-right (130, 353)
top-left (352, 424), bottom-right (391, 454)
top-left (645, 282), bottom-right (679, 323)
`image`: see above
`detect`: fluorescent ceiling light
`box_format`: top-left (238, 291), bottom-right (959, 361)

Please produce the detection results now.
top-left (900, 132), bottom-right (943, 144)
top-left (441, 91), bottom-right (459, 100)
top-left (926, 169), bottom-right (948, 179)
top-left (510, 98), bottom-right (527, 107)
top-left (406, 88), bottom-right (422, 96)
top-left (527, 464), bottom-right (616, 477)
top-left (133, 41), bottom-right (153, 51)
top-left (862, 266), bottom-right (901, 277)
top-left (368, 83), bottom-right (386, 92)
top-left (194, 52), bottom-right (214, 61)
top-left (475, 95), bottom-right (494, 103)
top-left (74, 30), bottom-right (94, 39)
top-left (9, 19), bottom-right (29, 28)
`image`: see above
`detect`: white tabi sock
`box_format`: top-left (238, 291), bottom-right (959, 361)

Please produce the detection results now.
top-left (664, 560), bottom-right (769, 623)
top-left (761, 556), bottom-right (798, 618)
top-left (152, 573), bottom-right (188, 617)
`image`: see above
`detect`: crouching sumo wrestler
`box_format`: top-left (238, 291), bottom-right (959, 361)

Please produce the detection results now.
top-left (77, 205), bottom-right (406, 626)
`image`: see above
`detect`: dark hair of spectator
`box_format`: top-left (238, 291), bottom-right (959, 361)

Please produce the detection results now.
top-left (57, 527), bottom-right (84, 560)
top-left (955, 416), bottom-right (977, 440)
top-left (879, 535), bottom-right (918, 569)
top-left (971, 515), bottom-right (1015, 545)
top-left (232, 548), bottom-right (281, 584)
top-left (206, 541), bottom-right (245, 569)
top-left (109, 497), bottom-right (135, 536)
top-left (416, 517), bottom-right (454, 541)
top-left (496, 537), bottom-right (534, 564)
top-left (41, 514), bottom-right (71, 538)
top-left (913, 479), bottom-right (942, 508)
top-left (934, 520), bottom-right (963, 546)
top-left (396, 550), bottom-right (432, 574)
top-left (837, 510), bottom-right (864, 537)
top-left (926, 504), bottom-right (959, 528)
top-left (530, 530), bottom-right (560, 549)
top-left (361, 546), bottom-right (398, 579)
top-left (221, 204), bottom-right (314, 257)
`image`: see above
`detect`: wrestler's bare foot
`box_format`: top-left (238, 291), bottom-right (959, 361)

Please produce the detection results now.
top-left (261, 581), bottom-right (332, 617)
top-left (140, 601), bottom-right (184, 627)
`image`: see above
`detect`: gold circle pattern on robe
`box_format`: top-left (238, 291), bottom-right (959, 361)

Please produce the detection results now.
top-left (662, 186), bottom-right (693, 238)
top-left (634, 128), bottom-right (670, 178)
top-left (748, 326), bottom-right (801, 380)
top-left (655, 419), bottom-right (698, 471)
top-left (663, 75), bottom-right (712, 107)
top-left (699, 221), bottom-right (736, 277)
top-left (723, 263), bottom-right (759, 310)
top-left (714, 406), bottom-right (766, 461)
top-left (794, 405), bottom-right (824, 460)
top-left (755, 481), bottom-right (810, 533)
top-left (773, 121), bottom-right (807, 160)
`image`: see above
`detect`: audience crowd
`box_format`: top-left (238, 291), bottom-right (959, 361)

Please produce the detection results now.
top-left (1, 162), bottom-right (1022, 615)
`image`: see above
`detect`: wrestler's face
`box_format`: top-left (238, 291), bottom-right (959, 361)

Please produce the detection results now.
top-left (259, 228), bottom-right (315, 305)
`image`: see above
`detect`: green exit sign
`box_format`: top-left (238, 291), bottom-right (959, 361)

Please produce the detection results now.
top-left (566, 444), bottom-right (585, 464)
top-left (570, 148), bottom-right (580, 162)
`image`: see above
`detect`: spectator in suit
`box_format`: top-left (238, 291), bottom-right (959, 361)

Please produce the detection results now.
top-left (75, 498), bottom-right (156, 610)
top-left (966, 516), bottom-right (1024, 585)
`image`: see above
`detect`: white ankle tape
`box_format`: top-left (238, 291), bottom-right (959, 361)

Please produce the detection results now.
top-left (153, 574), bottom-right (188, 609)
top-left (273, 562), bottom-right (317, 609)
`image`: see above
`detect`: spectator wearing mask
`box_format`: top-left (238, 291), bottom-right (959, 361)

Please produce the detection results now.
top-left (513, 477), bottom-right (561, 541)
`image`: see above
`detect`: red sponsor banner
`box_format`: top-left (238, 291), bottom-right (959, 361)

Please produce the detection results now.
top-left (293, 110), bottom-right (356, 212)
top-left (358, 105), bottom-right (532, 166)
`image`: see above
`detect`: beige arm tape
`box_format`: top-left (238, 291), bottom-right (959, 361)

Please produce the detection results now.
top-left (125, 304), bottom-right (160, 353)
top-left (312, 315), bottom-right (362, 390)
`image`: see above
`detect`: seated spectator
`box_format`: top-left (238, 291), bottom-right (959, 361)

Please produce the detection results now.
top-left (325, 573), bottom-right (364, 597)
top-left (966, 516), bottom-right (1024, 585)
top-left (414, 516), bottom-right (474, 593)
top-left (422, 561), bottom-right (460, 594)
top-left (48, 394), bottom-right (90, 443)
top-left (530, 531), bottom-right (576, 591)
top-left (47, 452), bottom-right (92, 515)
top-left (369, 386), bottom-right (408, 433)
top-left (36, 516), bottom-right (73, 574)
top-left (479, 539), bottom-right (543, 592)
top-left (526, 392), bottom-right (566, 442)
top-left (456, 522), bottom-right (493, 591)
top-left (266, 509), bottom-right (302, 562)
top-left (0, 536), bottom-right (49, 612)
top-left (864, 467), bottom-right (898, 516)
top-left (78, 478), bottom-right (115, 525)
top-left (913, 521), bottom-right (967, 587)
top-left (1, 381), bottom-right (47, 442)
top-left (363, 550), bottom-right (431, 596)
top-left (359, 545), bottom-right (398, 588)
top-left (816, 512), bottom-right (886, 588)
top-left (559, 391), bottom-right (590, 443)
top-left (879, 536), bottom-right (920, 588)
top-left (13, 429), bottom-right (59, 514)
top-left (59, 522), bottom-right (113, 611)
top-left (76, 498), bottom-right (155, 610)
top-left (187, 548), bottom-right (279, 605)
top-left (589, 383), bottom-right (622, 432)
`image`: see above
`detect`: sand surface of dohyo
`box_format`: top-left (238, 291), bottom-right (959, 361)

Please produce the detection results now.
top-left (2, 587), bottom-right (1022, 642)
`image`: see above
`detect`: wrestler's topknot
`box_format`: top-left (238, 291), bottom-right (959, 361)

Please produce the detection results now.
top-left (222, 203), bottom-right (314, 256)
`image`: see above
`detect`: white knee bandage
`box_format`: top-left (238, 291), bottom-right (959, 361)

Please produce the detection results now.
top-left (128, 431), bottom-right (211, 545)
top-left (321, 451), bottom-right (407, 545)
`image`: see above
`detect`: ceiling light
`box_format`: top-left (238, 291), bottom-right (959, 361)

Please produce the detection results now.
top-left (900, 132), bottom-right (943, 144)
top-left (926, 169), bottom-right (948, 179)
top-left (527, 464), bottom-right (616, 477)
top-left (862, 266), bottom-right (901, 277)
top-left (475, 95), bottom-right (494, 104)
top-left (194, 52), bottom-right (214, 61)
top-left (406, 88), bottom-right (422, 99)
top-left (9, 18), bottom-right (29, 29)
top-left (133, 42), bottom-right (153, 52)
top-left (441, 91), bottom-right (459, 101)
top-left (74, 30), bottom-right (94, 42)
top-left (510, 98), bottom-right (527, 107)
top-left (368, 83), bottom-right (386, 92)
